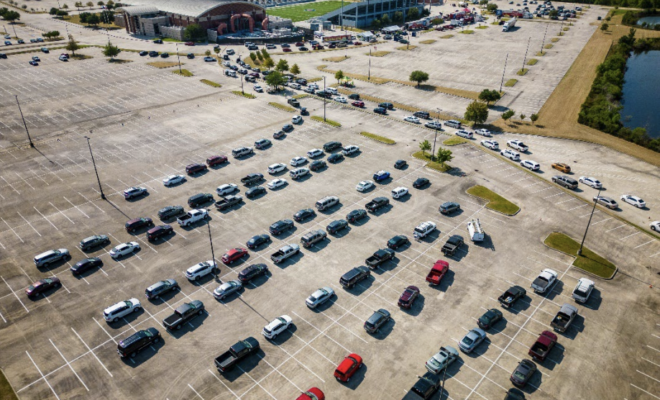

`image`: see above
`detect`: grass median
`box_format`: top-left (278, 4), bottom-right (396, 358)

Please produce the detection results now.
top-left (544, 232), bottom-right (617, 278)
top-left (443, 136), bottom-right (469, 146)
top-left (268, 102), bottom-right (296, 112)
top-left (504, 79), bottom-right (518, 87)
top-left (200, 79), bottom-right (221, 87)
top-left (466, 185), bottom-right (520, 215)
top-left (311, 116), bottom-right (341, 127)
top-left (412, 151), bottom-right (451, 172)
top-left (172, 69), bottom-right (193, 77)
top-left (0, 369), bottom-right (17, 400)
top-left (147, 61), bottom-right (180, 68)
top-left (360, 132), bottom-right (395, 144)
top-left (232, 91), bottom-right (256, 99)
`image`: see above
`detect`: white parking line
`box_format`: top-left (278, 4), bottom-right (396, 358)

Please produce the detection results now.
top-left (1, 217), bottom-right (24, 243)
top-left (292, 311), bottom-right (352, 353)
top-left (34, 207), bottom-right (58, 230)
top-left (207, 369), bottom-right (240, 399)
top-left (188, 383), bottom-right (205, 400)
top-left (631, 383), bottom-right (660, 400)
top-left (71, 327), bottom-right (113, 377)
top-left (634, 240), bottom-right (654, 249)
top-left (637, 370), bottom-right (660, 385)
top-left (1, 276), bottom-right (29, 313)
top-left (49, 339), bottom-right (89, 391)
top-left (606, 224), bottom-right (626, 232)
top-left (26, 351), bottom-right (60, 400)
top-left (17, 212), bottom-right (41, 237)
top-left (64, 196), bottom-right (90, 218)
top-left (49, 202), bottom-right (75, 224)
top-left (237, 365), bottom-right (278, 400)
top-left (621, 231), bottom-right (641, 240)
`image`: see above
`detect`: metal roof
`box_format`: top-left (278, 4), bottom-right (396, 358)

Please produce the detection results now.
top-left (120, 5), bottom-right (160, 15)
top-left (121, 0), bottom-right (261, 18)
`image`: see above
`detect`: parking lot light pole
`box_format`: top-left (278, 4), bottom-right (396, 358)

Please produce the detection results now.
top-left (15, 96), bottom-right (34, 148)
top-left (84, 136), bottom-right (106, 200)
top-left (323, 76), bottom-right (327, 122)
top-left (577, 187), bottom-right (601, 256)
top-left (368, 48), bottom-right (371, 81)
top-left (431, 108), bottom-right (442, 160)
top-left (175, 43), bottom-right (182, 73)
top-left (241, 73), bottom-right (244, 94)
top-left (207, 223), bottom-right (219, 281)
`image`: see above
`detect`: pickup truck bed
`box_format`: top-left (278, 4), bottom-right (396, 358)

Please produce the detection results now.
top-left (215, 337), bottom-right (260, 373)
top-left (365, 249), bottom-right (394, 269)
top-left (528, 330), bottom-right (557, 362)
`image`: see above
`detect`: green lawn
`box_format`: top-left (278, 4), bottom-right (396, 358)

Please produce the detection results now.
top-left (268, 102), bottom-right (296, 113)
top-left (268, 1), bottom-right (346, 22)
top-left (232, 91), bottom-right (256, 99)
top-left (200, 79), bottom-right (221, 87)
top-left (466, 185), bottom-right (520, 215)
top-left (544, 232), bottom-right (617, 278)
top-left (443, 136), bottom-right (468, 146)
top-left (360, 132), bottom-right (395, 145)
top-left (0, 369), bottom-right (17, 400)
top-left (412, 151), bottom-right (451, 172)
top-left (311, 115), bottom-right (341, 127)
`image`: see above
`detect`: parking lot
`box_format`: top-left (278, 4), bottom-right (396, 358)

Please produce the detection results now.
top-left (0, 48), bottom-right (659, 400)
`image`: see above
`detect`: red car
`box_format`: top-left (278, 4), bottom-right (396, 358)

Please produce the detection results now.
top-left (185, 41), bottom-right (194, 46)
top-left (283, 48), bottom-right (292, 52)
top-left (353, 41), bottom-right (362, 45)
top-left (295, 42), bottom-right (304, 47)
top-left (297, 387), bottom-right (325, 400)
top-left (222, 248), bottom-right (248, 264)
top-left (147, 225), bottom-right (173, 242)
top-left (206, 155), bottom-right (228, 167)
top-left (334, 353), bottom-right (362, 382)
top-left (398, 285), bottom-right (420, 308)
top-left (351, 101), bottom-right (365, 108)
top-left (313, 44), bottom-right (324, 50)
top-left (26, 277), bottom-right (61, 297)
top-left (426, 260), bottom-right (448, 285)
top-left (186, 163), bottom-right (208, 175)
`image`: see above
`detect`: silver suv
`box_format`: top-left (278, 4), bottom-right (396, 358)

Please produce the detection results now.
top-left (552, 175), bottom-right (578, 190)
top-left (34, 249), bottom-right (70, 268)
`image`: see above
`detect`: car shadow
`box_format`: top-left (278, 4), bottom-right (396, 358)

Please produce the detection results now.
top-left (319, 202), bottom-right (342, 215)
top-left (72, 263), bottom-right (105, 280)
top-left (148, 289), bottom-right (180, 304)
top-left (402, 294), bottom-right (425, 317)
top-left (292, 173), bottom-right (312, 183)
top-left (188, 169), bottom-right (209, 178)
top-left (272, 226), bottom-right (297, 240)
top-left (443, 209), bottom-right (464, 218)
top-left (245, 273), bottom-right (270, 289)
top-left (371, 318), bottom-right (395, 340)
top-left (188, 272), bottom-right (217, 287)
top-left (273, 251), bottom-right (304, 269)
top-left (127, 225), bottom-right (153, 235)
top-left (166, 312), bottom-right (209, 339)
top-left (350, 215), bottom-right (370, 226)
top-left (580, 288), bottom-right (602, 311)
top-left (306, 238), bottom-right (330, 252)
top-left (557, 314), bottom-right (585, 340)
top-left (393, 194), bottom-right (411, 203)
top-left (218, 203), bottom-right (246, 214)
top-left (125, 193), bottom-right (150, 202)
top-left (221, 350), bottom-right (265, 382)
top-left (217, 288), bottom-right (244, 304)
top-left (485, 318), bottom-right (509, 335)
top-left (295, 214), bottom-right (317, 224)
top-left (246, 191), bottom-right (267, 201)
top-left (375, 177), bottom-right (392, 185)
top-left (269, 324), bottom-right (297, 344)
top-left (269, 169), bottom-right (288, 177)
top-left (28, 285), bottom-right (62, 301)
top-left (342, 363), bottom-right (367, 389)
top-left (474, 235), bottom-right (495, 251)
top-left (209, 162), bottom-right (230, 171)
top-left (149, 231), bottom-right (176, 245)
top-left (123, 337), bottom-right (165, 367)
top-left (544, 281), bottom-right (564, 301)
top-left (369, 204), bottom-right (393, 216)
top-left (417, 230), bottom-right (440, 244)
top-left (465, 340), bottom-right (491, 359)
top-left (522, 371), bottom-right (543, 394)
top-left (347, 279), bottom-right (374, 295)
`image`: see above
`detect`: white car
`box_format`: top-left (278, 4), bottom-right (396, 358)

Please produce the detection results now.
top-left (306, 287), bottom-right (335, 308)
top-left (651, 221), bottom-right (660, 232)
top-left (391, 187), bottom-right (409, 199)
top-left (290, 156), bottom-right (307, 166)
top-left (307, 149), bottom-right (324, 158)
top-left (103, 298), bottom-right (141, 323)
top-left (268, 178), bottom-right (287, 190)
top-left (333, 96), bottom-right (347, 103)
top-left (185, 260), bottom-right (217, 281)
top-left (520, 160), bottom-right (540, 171)
top-left (507, 139), bottom-right (529, 152)
top-left (414, 221), bottom-right (437, 240)
top-left (309, 83), bottom-right (319, 90)
top-left (579, 176), bottom-right (602, 189)
top-left (326, 87), bottom-right (338, 95)
top-left (481, 140), bottom-right (499, 150)
top-left (475, 128), bottom-right (492, 137)
top-left (163, 174), bottom-right (186, 187)
top-left (109, 242), bottom-right (140, 259)
top-left (254, 84), bottom-right (263, 92)
top-left (268, 163), bottom-right (287, 174)
top-left (292, 115), bottom-right (303, 124)
top-left (404, 116), bottom-right (421, 124)
top-left (262, 315), bottom-right (293, 339)
top-left (356, 180), bottom-right (374, 192)
top-left (572, 278), bottom-right (594, 303)
top-left (501, 149), bottom-right (520, 161)
top-left (342, 145), bottom-right (359, 156)
top-left (456, 130), bottom-right (473, 139)
top-left (620, 194), bottom-right (646, 208)
top-left (289, 83), bottom-right (301, 90)
top-left (531, 268), bottom-right (558, 294)
top-left (216, 183), bottom-right (238, 196)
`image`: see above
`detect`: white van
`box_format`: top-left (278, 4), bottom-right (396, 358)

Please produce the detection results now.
top-left (467, 219), bottom-right (484, 242)
top-left (290, 167), bottom-right (309, 180)
top-left (445, 120), bottom-right (462, 129)
top-left (316, 196), bottom-right (339, 211)
top-left (224, 69), bottom-right (236, 77)
top-left (326, 87), bottom-right (338, 95)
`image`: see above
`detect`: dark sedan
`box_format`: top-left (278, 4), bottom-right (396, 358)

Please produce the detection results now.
top-left (347, 209), bottom-right (367, 223)
top-left (246, 186), bottom-right (267, 199)
top-left (310, 160), bottom-right (327, 171)
top-left (246, 234), bottom-right (271, 249)
top-left (394, 160), bottom-right (407, 169)
top-left (238, 264), bottom-right (269, 283)
top-left (327, 219), bottom-right (348, 234)
top-left (477, 308), bottom-right (503, 330)
top-left (147, 225), bottom-right (174, 242)
top-left (158, 205), bottom-right (184, 220)
top-left (71, 257), bottom-right (102, 275)
top-left (282, 124), bottom-right (294, 132)
top-left (387, 235), bottom-right (410, 250)
top-left (413, 177), bottom-right (430, 188)
top-left (26, 278), bottom-right (61, 297)
top-left (327, 153), bottom-right (344, 163)
top-left (510, 359), bottom-right (537, 388)
top-left (269, 219), bottom-right (294, 235)
top-left (294, 208), bottom-right (316, 222)
top-left (439, 201), bottom-right (461, 215)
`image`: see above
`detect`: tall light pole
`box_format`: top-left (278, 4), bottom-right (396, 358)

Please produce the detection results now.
top-left (368, 48), bottom-right (371, 81)
top-left (577, 187), bottom-right (601, 256)
top-left (175, 43), bottom-right (182, 73)
top-left (499, 52), bottom-right (508, 93)
top-left (431, 107), bottom-right (442, 160)
top-left (540, 23), bottom-right (549, 54)
top-left (521, 36), bottom-right (531, 73)
top-left (15, 96), bottom-right (34, 148)
top-left (241, 73), bottom-right (244, 94)
top-left (323, 76), bottom-right (327, 121)
top-left (84, 136), bottom-right (106, 200)
top-left (207, 223), bottom-right (219, 281)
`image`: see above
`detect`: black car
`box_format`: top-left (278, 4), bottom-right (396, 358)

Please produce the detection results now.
top-left (327, 153), bottom-right (344, 163)
top-left (347, 209), bottom-right (367, 223)
top-left (147, 225), bottom-right (173, 241)
top-left (310, 160), bottom-right (327, 171)
top-left (70, 257), bottom-right (102, 275)
top-left (79, 235), bottom-right (110, 251)
top-left (478, 308), bottom-right (503, 330)
top-left (294, 208), bottom-right (316, 222)
top-left (387, 235), bottom-right (410, 250)
top-left (149, 51), bottom-right (159, 57)
top-left (394, 160), bottom-right (407, 169)
top-left (117, 328), bottom-right (161, 358)
top-left (158, 205), bottom-right (184, 220)
top-left (188, 193), bottom-right (214, 208)
top-left (269, 219), bottom-right (294, 235)
top-left (327, 219), bottom-right (348, 234)
top-left (414, 111), bottom-right (430, 119)
top-left (282, 124), bottom-right (294, 132)
top-left (340, 266), bottom-right (371, 288)
top-left (238, 264), bottom-right (269, 283)
top-left (246, 186), bottom-right (266, 199)
top-left (187, 53), bottom-right (194, 59)
top-left (413, 177), bottom-right (430, 188)
top-left (504, 388), bottom-right (526, 400)
top-left (373, 107), bottom-right (387, 115)
top-left (379, 102), bottom-right (394, 110)
top-left (139, 51), bottom-right (148, 56)
top-left (246, 234), bottom-right (271, 249)
top-left (348, 93), bottom-right (360, 100)
top-left (364, 309), bottom-right (391, 334)
top-left (323, 141), bottom-right (343, 152)
top-left (510, 359), bottom-right (537, 388)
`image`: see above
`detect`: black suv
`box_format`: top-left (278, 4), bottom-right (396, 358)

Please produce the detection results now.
top-left (323, 141), bottom-right (343, 152)
top-left (310, 160), bottom-right (327, 171)
top-left (246, 186), bottom-right (266, 199)
top-left (145, 279), bottom-right (179, 300)
top-left (347, 209), bottom-right (367, 223)
top-left (340, 266), bottom-right (370, 288)
top-left (294, 208), bottom-right (316, 222)
top-left (413, 177), bottom-right (430, 188)
top-left (125, 217), bottom-right (154, 233)
top-left (327, 153), bottom-right (344, 163)
top-left (188, 193), bottom-right (214, 208)
top-left (117, 328), bottom-right (161, 358)
top-left (70, 257), bottom-right (103, 275)
top-left (79, 235), bottom-right (110, 251)
top-left (413, 111), bottom-right (430, 119)
top-left (327, 219), bottom-right (348, 234)
top-left (269, 219), bottom-right (294, 235)
top-left (238, 264), bottom-right (269, 283)
top-left (158, 206), bottom-right (184, 220)
top-left (364, 309), bottom-right (391, 334)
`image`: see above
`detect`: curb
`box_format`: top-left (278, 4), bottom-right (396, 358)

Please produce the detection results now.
top-left (541, 232), bottom-right (617, 280)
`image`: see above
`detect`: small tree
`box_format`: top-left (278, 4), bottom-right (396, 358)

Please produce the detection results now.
top-left (261, 49), bottom-right (270, 59)
top-left (3, 10), bottom-right (20, 22)
top-left (86, 1), bottom-right (94, 8)
top-left (639, 0), bottom-right (652, 9)
top-left (266, 70), bottom-right (285, 90)
top-left (57, 10), bottom-right (69, 16)
top-left (249, 52), bottom-right (257, 62)
top-left (549, 9), bottom-right (558, 17)
top-left (335, 69), bottom-right (344, 83)
top-left (263, 57), bottom-right (274, 70)
top-left (213, 47), bottom-right (219, 55)
top-left (183, 23), bottom-right (204, 41)
top-left (371, 18), bottom-right (381, 29)
top-left (419, 140), bottom-right (431, 157)
top-left (601, 23), bottom-right (609, 32)
top-left (205, 49), bottom-right (211, 57)
top-left (97, 1), bottom-right (104, 5)
top-left (87, 13), bottom-right (100, 27)
top-left (103, 40), bottom-right (120, 60)
top-left (502, 109), bottom-right (515, 125)
top-left (408, 7), bottom-right (419, 20)
top-left (256, 51), bottom-right (264, 61)
top-left (520, 113), bottom-right (526, 122)
top-left (436, 148), bottom-right (453, 167)
top-left (290, 63), bottom-right (300, 75)
top-left (99, 10), bottom-right (114, 23)
top-left (63, 3), bottom-right (69, 8)
top-left (66, 34), bottom-right (80, 56)
top-left (79, 11), bottom-right (89, 23)
top-left (409, 70), bottom-right (429, 87)
top-left (478, 89), bottom-right (500, 106)
top-left (530, 113), bottom-right (539, 125)
top-left (479, 0), bottom-right (488, 5)
top-left (464, 101), bottom-right (489, 125)
top-left (487, 3), bottom-right (498, 12)
top-left (393, 11), bottom-right (403, 23)
top-left (49, 7), bottom-right (58, 15)
top-left (381, 13), bottom-right (391, 25)
top-left (276, 59), bottom-right (289, 72)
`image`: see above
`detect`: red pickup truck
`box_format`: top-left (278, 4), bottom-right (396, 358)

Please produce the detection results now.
top-left (426, 260), bottom-right (449, 285)
top-left (528, 330), bottom-right (557, 362)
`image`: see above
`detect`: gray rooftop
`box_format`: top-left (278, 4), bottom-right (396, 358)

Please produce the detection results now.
top-left (121, 0), bottom-right (257, 18)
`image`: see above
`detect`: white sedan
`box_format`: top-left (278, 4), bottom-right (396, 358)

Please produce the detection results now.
top-left (342, 145), bottom-right (359, 156)
top-left (404, 116), bottom-right (421, 124)
top-left (391, 186), bottom-right (409, 199)
top-left (163, 174), bottom-right (186, 187)
top-left (253, 84), bottom-right (263, 92)
top-left (290, 156), bottom-right (307, 166)
top-left (109, 242), bottom-right (140, 259)
top-left (356, 180), bottom-right (374, 192)
top-left (481, 140), bottom-right (499, 150)
top-left (267, 178), bottom-right (287, 190)
top-left (475, 128), bottom-right (492, 137)
top-left (579, 176), bottom-right (602, 189)
top-left (520, 160), bottom-right (540, 171)
top-left (333, 96), bottom-right (347, 103)
top-left (620, 194), bottom-right (646, 208)
top-left (268, 163), bottom-right (287, 174)
top-left (307, 149), bottom-right (324, 158)
top-left (262, 315), bottom-right (293, 339)
top-left (651, 221), bottom-right (660, 232)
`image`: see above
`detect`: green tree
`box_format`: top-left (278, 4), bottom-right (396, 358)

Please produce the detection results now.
top-left (263, 57), bottom-right (274, 70)
top-left (393, 11), bottom-right (403, 23)
top-left (530, 113), bottom-right (539, 125)
top-left (487, 3), bottom-right (498, 11)
top-left (86, 1), bottom-right (94, 8)
top-left (205, 49), bottom-right (211, 57)
top-left (3, 10), bottom-right (20, 22)
top-left (290, 63), bottom-right (300, 75)
top-left (601, 23), bottom-right (609, 31)
top-left (183, 23), bottom-right (204, 41)
top-left (103, 40), bottom-right (120, 59)
top-left (49, 7), bottom-right (58, 15)
top-left (87, 13), bottom-right (100, 26)
top-left (409, 70), bottom-right (429, 87)
top-left (63, 3), bottom-right (69, 8)
top-left (335, 69), bottom-right (344, 83)
top-left (549, 9), bottom-right (558, 17)
top-left (57, 10), bottom-right (69, 16)
top-left (419, 140), bottom-right (431, 157)
top-left (261, 48), bottom-right (270, 59)
top-left (97, 1), bottom-right (104, 5)
top-left (478, 89), bottom-right (501, 105)
top-left (435, 148), bottom-right (453, 167)
top-left (213, 47), bottom-right (219, 55)
top-left (256, 51), bottom-right (264, 61)
top-left (66, 34), bottom-right (79, 55)
top-left (276, 59), bottom-right (289, 72)
top-left (464, 101), bottom-right (489, 125)
top-left (479, 0), bottom-right (488, 5)
top-left (520, 113), bottom-right (526, 122)
top-left (381, 13), bottom-right (391, 25)
top-left (266, 70), bottom-right (285, 90)
top-left (99, 10), bottom-right (114, 23)
top-left (502, 109), bottom-right (515, 125)
top-left (407, 7), bottom-right (419, 20)
top-left (639, 0), bottom-right (652, 8)
top-left (79, 11), bottom-right (90, 23)
top-left (249, 52), bottom-right (257, 62)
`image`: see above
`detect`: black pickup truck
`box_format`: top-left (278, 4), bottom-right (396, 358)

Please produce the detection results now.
top-left (215, 337), bottom-right (260, 373)
top-left (365, 248), bottom-right (395, 269)
top-left (441, 235), bottom-right (464, 256)
top-left (402, 372), bottom-right (442, 400)
top-left (366, 197), bottom-right (390, 213)
top-left (241, 173), bottom-right (264, 186)
top-left (215, 195), bottom-right (243, 210)
top-left (163, 301), bottom-right (205, 330)
top-left (498, 286), bottom-right (527, 309)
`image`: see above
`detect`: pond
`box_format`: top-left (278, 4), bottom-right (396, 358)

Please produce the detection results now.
top-left (620, 50), bottom-right (660, 138)
top-left (636, 16), bottom-right (660, 27)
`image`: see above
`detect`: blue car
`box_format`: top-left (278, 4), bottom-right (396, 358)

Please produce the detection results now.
top-left (373, 170), bottom-right (390, 182)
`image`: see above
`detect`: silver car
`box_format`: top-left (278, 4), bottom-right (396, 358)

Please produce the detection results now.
top-left (426, 346), bottom-right (459, 374)
top-left (306, 287), bottom-right (334, 308)
top-left (213, 280), bottom-right (242, 300)
top-left (458, 328), bottom-right (487, 353)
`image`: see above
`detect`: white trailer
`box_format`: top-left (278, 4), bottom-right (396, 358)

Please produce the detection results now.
top-left (503, 17), bottom-right (517, 32)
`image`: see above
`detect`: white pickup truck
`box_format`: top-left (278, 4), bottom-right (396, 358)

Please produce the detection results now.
top-left (177, 209), bottom-right (209, 227)
top-left (270, 244), bottom-right (300, 263)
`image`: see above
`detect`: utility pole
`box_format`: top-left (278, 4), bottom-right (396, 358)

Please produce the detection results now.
top-left (431, 107), bottom-right (442, 159)
top-left (207, 223), bottom-right (219, 281)
top-left (540, 23), bottom-right (549, 54)
top-left (15, 95), bottom-right (34, 148)
top-left (499, 53), bottom-right (508, 93)
top-left (368, 48), bottom-right (371, 81)
top-left (175, 43), bottom-right (182, 73)
top-left (241, 73), bottom-right (244, 94)
top-left (84, 136), bottom-right (106, 200)
top-left (521, 36), bottom-right (531, 73)
top-left (578, 188), bottom-right (601, 256)
top-left (323, 76), bottom-right (327, 121)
